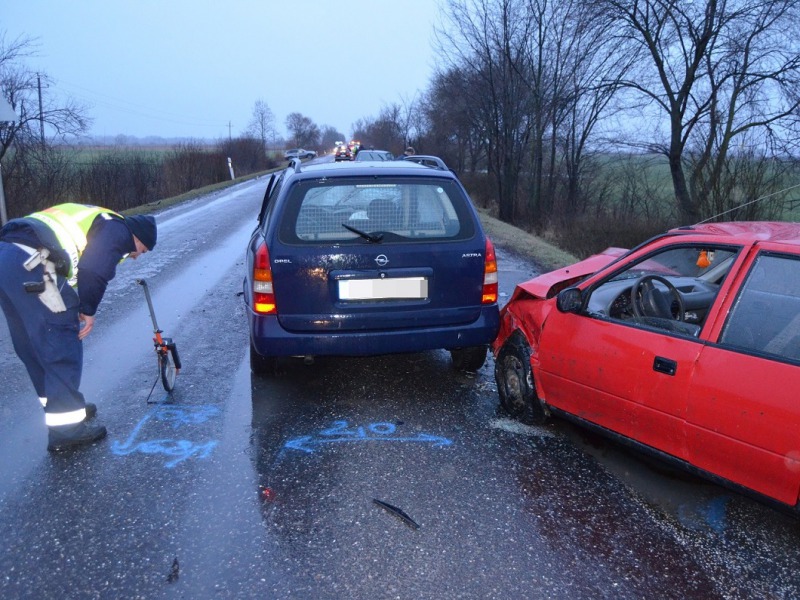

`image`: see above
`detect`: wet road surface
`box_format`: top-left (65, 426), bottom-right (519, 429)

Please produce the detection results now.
top-left (0, 179), bottom-right (798, 598)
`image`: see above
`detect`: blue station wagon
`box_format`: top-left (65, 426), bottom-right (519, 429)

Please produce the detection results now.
top-left (244, 158), bottom-right (500, 374)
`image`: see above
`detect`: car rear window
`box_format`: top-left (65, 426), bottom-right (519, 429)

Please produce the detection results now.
top-left (278, 177), bottom-right (476, 244)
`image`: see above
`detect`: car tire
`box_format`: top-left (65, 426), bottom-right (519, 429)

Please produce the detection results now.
top-left (450, 345), bottom-right (488, 371)
top-left (495, 334), bottom-right (548, 424)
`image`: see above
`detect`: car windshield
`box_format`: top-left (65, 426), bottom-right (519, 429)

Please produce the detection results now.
top-left (281, 177), bottom-right (473, 243)
top-left (609, 246), bottom-right (737, 283)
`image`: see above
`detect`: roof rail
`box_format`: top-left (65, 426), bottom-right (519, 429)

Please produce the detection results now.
top-left (401, 154), bottom-right (459, 178)
top-left (288, 157), bottom-right (302, 172)
top-left (401, 155), bottom-right (449, 171)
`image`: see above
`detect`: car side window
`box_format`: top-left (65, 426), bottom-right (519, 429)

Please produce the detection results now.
top-left (585, 244), bottom-right (738, 336)
top-left (719, 252), bottom-right (800, 361)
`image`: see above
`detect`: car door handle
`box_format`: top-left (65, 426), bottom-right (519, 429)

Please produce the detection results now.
top-left (653, 356), bottom-right (677, 376)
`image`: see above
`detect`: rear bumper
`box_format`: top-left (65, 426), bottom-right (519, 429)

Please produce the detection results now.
top-left (248, 307), bottom-right (499, 357)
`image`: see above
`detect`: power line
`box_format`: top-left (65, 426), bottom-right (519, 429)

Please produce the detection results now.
top-left (55, 79), bottom-right (227, 129)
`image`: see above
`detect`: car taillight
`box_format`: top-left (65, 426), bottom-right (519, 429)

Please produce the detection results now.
top-left (482, 238), bottom-right (498, 305)
top-left (253, 242), bottom-right (276, 314)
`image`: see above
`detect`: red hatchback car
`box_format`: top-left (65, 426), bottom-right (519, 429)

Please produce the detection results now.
top-left (493, 222), bottom-right (800, 513)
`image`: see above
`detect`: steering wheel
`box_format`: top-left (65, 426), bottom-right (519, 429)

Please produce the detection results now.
top-left (630, 275), bottom-right (684, 321)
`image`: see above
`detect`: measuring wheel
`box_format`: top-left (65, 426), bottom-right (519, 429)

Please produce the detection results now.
top-left (137, 279), bottom-right (182, 398)
top-left (159, 339), bottom-right (181, 392)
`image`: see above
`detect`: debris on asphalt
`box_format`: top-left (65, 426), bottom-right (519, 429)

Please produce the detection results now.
top-left (372, 498), bottom-right (420, 530)
top-left (166, 557), bottom-right (180, 583)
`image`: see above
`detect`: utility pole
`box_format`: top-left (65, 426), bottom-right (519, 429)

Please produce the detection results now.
top-left (0, 95), bottom-right (18, 225)
top-left (0, 163), bottom-right (7, 225)
top-left (228, 121), bottom-right (232, 141)
top-left (37, 74), bottom-right (45, 147)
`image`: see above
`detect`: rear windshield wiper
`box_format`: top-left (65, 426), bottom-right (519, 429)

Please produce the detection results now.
top-left (342, 223), bottom-right (383, 243)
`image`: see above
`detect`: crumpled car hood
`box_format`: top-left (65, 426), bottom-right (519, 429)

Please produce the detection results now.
top-left (513, 247), bottom-right (628, 301)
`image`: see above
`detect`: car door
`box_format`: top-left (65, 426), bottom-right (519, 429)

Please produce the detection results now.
top-left (537, 241), bottom-right (738, 460)
top-left (686, 248), bottom-right (800, 506)
top-left (537, 303), bottom-right (699, 459)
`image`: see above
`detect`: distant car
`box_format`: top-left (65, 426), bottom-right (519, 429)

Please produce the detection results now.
top-left (354, 149), bottom-right (394, 161)
top-left (284, 148), bottom-right (316, 160)
top-left (401, 154), bottom-right (461, 178)
top-left (334, 144), bottom-right (352, 161)
top-left (244, 158), bottom-right (500, 375)
top-left (402, 155), bottom-right (450, 170)
top-left (493, 221), bottom-right (800, 513)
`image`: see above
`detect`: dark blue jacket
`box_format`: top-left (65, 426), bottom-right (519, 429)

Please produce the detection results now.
top-left (0, 215), bottom-right (136, 316)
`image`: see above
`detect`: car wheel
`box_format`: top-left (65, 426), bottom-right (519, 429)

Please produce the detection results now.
top-left (450, 345), bottom-right (487, 371)
top-left (495, 334), bottom-right (548, 424)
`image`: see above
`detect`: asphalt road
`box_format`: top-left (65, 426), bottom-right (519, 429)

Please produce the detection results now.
top-left (0, 178), bottom-right (798, 599)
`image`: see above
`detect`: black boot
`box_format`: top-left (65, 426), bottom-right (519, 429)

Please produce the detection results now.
top-left (47, 421), bottom-right (107, 452)
top-left (85, 403), bottom-right (97, 420)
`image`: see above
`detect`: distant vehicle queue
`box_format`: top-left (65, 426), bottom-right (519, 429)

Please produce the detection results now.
top-left (283, 140), bottom-right (405, 163)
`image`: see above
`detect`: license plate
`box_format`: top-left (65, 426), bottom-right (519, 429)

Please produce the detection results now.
top-left (338, 277), bottom-right (428, 300)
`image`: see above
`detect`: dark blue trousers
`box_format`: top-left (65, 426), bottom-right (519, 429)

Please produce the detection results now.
top-left (0, 241), bottom-right (86, 418)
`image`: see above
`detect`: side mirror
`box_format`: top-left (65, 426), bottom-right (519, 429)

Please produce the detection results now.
top-left (556, 287), bottom-right (583, 313)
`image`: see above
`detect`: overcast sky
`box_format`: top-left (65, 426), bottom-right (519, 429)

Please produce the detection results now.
top-left (4, 1), bottom-right (445, 141)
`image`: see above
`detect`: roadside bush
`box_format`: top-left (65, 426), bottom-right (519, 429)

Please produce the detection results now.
top-left (460, 172), bottom-right (495, 211)
top-left (78, 151), bottom-right (162, 211)
top-left (217, 137), bottom-right (276, 175)
top-left (161, 141), bottom-right (225, 198)
top-left (3, 135), bottom-right (275, 219)
top-left (547, 214), bottom-right (672, 258)
top-left (461, 168), bottom-right (674, 259)
top-left (3, 146), bottom-right (79, 217)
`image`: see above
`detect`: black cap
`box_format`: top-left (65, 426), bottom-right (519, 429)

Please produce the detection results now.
top-left (126, 214), bottom-right (157, 250)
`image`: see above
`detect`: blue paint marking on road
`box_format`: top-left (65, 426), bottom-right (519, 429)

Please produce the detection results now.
top-left (111, 405), bottom-right (220, 467)
top-left (700, 496), bottom-right (729, 533)
top-left (677, 495), bottom-right (729, 533)
top-left (285, 420), bottom-right (453, 453)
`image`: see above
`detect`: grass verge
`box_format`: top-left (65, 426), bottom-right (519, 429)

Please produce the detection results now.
top-left (477, 209), bottom-right (579, 272)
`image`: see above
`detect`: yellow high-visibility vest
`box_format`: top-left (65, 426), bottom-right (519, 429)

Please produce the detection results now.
top-left (28, 203), bottom-right (123, 285)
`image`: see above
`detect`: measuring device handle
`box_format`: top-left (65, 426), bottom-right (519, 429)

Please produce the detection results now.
top-left (136, 278), bottom-right (161, 332)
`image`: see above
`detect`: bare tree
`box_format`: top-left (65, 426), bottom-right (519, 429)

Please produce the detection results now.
top-left (598, 0), bottom-right (800, 222)
top-left (532, 0), bottom-right (632, 223)
top-left (395, 94), bottom-right (422, 149)
top-left (0, 32), bottom-right (90, 218)
top-left (423, 67), bottom-right (488, 173)
top-left (245, 99), bottom-right (277, 152)
top-left (319, 125), bottom-right (346, 151)
top-left (438, 0), bottom-right (536, 222)
top-left (352, 105), bottom-right (406, 153)
top-left (0, 32), bottom-right (89, 163)
top-left (435, 0), bottom-right (626, 227)
top-left (285, 112), bottom-right (321, 150)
